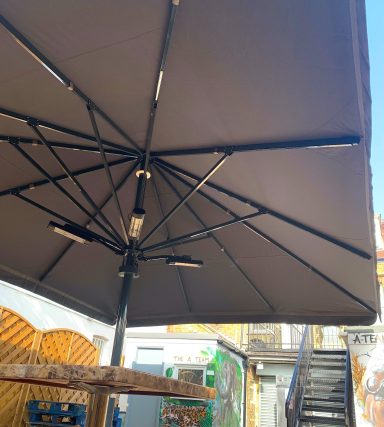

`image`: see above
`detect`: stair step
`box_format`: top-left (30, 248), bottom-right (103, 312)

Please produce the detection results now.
top-left (299, 415), bottom-right (346, 426)
top-left (310, 365), bottom-right (346, 372)
top-left (313, 349), bottom-right (346, 355)
top-left (304, 386), bottom-right (344, 393)
top-left (299, 424), bottom-right (345, 427)
top-left (304, 396), bottom-right (344, 403)
top-left (307, 377), bottom-right (345, 390)
top-left (302, 404), bottom-right (345, 414)
top-left (311, 360), bottom-right (346, 366)
top-left (311, 357), bottom-right (346, 364)
top-left (312, 353), bottom-right (346, 360)
top-left (307, 376), bottom-right (344, 383)
top-left (303, 398), bottom-right (344, 405)
top-left (308, 376), bottom-right (345, 381)
top-left (308, 368), bottom-right (345, 379)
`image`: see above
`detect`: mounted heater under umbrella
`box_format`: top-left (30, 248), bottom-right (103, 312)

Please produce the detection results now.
top-left (0, 2), bottom-right (379, 423)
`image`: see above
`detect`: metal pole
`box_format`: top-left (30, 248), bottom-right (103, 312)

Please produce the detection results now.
top-left (104, 255), bottom-right (135, 427)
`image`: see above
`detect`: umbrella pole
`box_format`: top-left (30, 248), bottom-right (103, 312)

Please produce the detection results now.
top-left (104, 255), bottom-right (135, 427)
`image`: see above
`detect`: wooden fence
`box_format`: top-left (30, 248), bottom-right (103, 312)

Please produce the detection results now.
top-left (0, 306), bottom-right (99, 427)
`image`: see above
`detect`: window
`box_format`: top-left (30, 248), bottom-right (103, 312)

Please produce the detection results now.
top-left (92, 335), bottom-right (108, 361)
top-left (176, 367), bottom-right (205, 386)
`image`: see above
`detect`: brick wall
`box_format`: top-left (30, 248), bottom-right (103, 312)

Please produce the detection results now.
top-left (246, 365), bottom-right (259, 427)
top-left (167, 323), bottom-right (245, 347)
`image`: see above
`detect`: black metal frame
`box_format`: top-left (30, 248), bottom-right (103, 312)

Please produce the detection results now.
top-left (151, 136), bottom-right (360, 157)
top-left (39, 159), bottom-right (140, 282)
top-left (154, 158), bottom-right (371, 260)
top-left (87, 105), bottom-right (129, 243)
top-left (139, 153), bottom-right (230, 246)
top-left (0, 14), bottom-right (141, 154)
top-left (155, 160), bottom-right (375, 313)
top-left (0, 6), bottom-right (376, 425)
top-left (154, 165), bottom-right (275, 312)
top-left (0, 156), bottom-right (134, 197)
top-left (0, 106), bottom-right (137, 156)
top-left (10, 140), bottom-right (123, 245)
top-left (0, 135), bottom-right (132, 156)
top-left (29, 123), bottom-right (126, 246)
top-left (151, 171), bottom-right (192, 313)
top-left (141, 210), bottom-right (266, 253)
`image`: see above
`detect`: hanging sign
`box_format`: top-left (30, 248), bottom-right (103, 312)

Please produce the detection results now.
top-left (348, 332), bottom-right (384, 426)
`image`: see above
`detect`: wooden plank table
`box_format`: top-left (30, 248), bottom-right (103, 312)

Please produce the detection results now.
top-left (0, 364), bottom-right (216, 426)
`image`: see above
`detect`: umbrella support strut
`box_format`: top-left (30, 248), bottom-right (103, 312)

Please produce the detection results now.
top-left (105, 255), bottom-right (136, 427)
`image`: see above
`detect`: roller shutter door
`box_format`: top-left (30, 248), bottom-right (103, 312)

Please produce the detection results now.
top-left (260, 376), bottom-right (277, 427)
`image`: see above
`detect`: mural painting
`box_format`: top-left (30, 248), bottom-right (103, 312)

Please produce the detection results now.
top-left (209, 347), bottom-right (243, 427)
top-left (349, 332), bottom-right (384, 426)
top-left (159, 347), bottom-right (243, 427)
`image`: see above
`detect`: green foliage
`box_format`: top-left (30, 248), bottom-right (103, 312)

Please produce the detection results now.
top-left (165, 367), bottom-right (174, 378)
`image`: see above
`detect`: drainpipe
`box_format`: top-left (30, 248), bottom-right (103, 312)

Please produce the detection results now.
top-left (242, 358), bottom-right (248, 427)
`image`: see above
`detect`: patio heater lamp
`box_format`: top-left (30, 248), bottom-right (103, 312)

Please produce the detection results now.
top-left (127, 208), bottom-right (146, 240)
top-left (166, 255), bottom-right (203, 268)
top-left (47, 221), bottom-right (93, 244)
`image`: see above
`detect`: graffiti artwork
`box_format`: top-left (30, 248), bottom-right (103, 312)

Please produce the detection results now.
top-left (160, 399), bottom-right (213, 427)
top-left (160, 347), bottom-right (243, 427)
top-left (210, 348), bottom-right (243, 427)
top-left (349, 332), bottom-right (384, 426)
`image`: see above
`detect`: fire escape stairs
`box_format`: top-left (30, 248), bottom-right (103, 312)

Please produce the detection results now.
top-left (299, 349), bottom-right (348, 426)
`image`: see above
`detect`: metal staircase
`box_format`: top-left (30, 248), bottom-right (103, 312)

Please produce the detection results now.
top-left (299, 349), bottom-right (347, 426)
top-left (286, 328), bottom-right (355, 427)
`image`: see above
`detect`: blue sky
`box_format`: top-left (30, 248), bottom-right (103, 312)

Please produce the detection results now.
top-left (367, 1), bottom-right (384, 215)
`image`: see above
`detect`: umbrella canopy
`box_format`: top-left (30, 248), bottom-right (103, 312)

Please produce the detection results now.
top-left (0, 0), bottom-right (378, 327)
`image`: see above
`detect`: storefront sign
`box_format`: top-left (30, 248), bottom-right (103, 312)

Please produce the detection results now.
top-left (348, 332), bottom-right (384, 426)
top-left (173, 355), bottom-right (210, 364)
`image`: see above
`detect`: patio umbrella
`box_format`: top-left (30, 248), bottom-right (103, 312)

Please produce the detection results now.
top-left (0, 0), bottom-right (379, 362)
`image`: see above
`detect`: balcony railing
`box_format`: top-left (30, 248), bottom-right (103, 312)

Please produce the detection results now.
top-left (246, 324), bottom-right (345, 352)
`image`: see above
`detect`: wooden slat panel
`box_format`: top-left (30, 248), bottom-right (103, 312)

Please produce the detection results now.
top-left (0, 307), bottom-right (37, 427)
top-left (0, 306), bottom-right (99, 427)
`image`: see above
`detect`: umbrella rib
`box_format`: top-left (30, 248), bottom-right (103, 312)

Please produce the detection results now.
top-left (87, 106), bottom-right (129, 244)
top-left (141, 0), bottom-right (179, 177)
top-left (0, 157), bottom-right (133, 197)
top-left (0, 15), bottom-right (141, 154)
top-left (157, 163), bottom-right (376, 314)
top-left (14, 193), bottom-right (123, 254)
top-left (155, 158), bottom-right (372, 260)
top-left (0, 135), bottom-right (134, 157)
top-left (130, 1), bottom-right (180, 217)
top-left (140, 153), bottom-right (230, 246)
top-left (241, 224), bottom-right (377, 314)
top-left (151, 135), bottom-right (361, 157)
top-left (9, 141), bottom-right (122, 245)
top-left (155, 165), bottom-right (275, 312)
top-left (151, 171), bottom-right (192, 313)
top-left (29, 124), bottom-right (126, 247)
top-left (141, 211), bottom-right (266, 253)
top-left (0, 106), bottom-right (138, 156)
top-left (39, 159), bottom-right (140, 281)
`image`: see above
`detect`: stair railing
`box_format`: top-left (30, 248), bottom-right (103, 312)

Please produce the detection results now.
top-left (344, 349), bottom-right (355, 427)
top-left (285, 325), bottom-right (313, 427)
